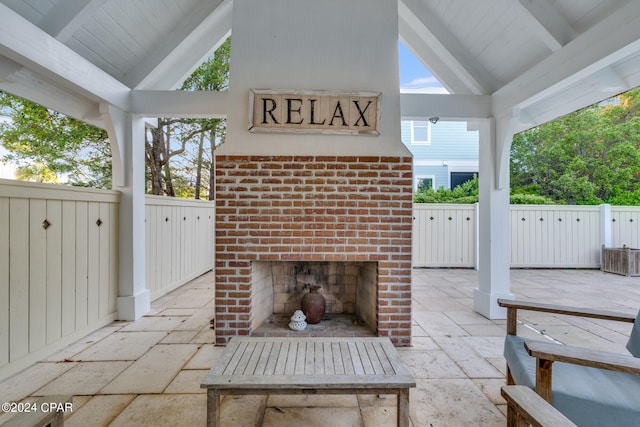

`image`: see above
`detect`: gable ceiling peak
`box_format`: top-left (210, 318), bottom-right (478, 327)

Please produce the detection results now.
top-left (398, 0), bottom-right (501, 95)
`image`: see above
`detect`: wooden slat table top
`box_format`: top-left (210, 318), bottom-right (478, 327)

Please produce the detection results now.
top-left (201, 337), bottom-right (416, 390)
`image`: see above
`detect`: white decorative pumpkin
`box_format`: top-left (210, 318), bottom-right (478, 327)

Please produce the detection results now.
top-left (288, 310), bottom-right (307, 331)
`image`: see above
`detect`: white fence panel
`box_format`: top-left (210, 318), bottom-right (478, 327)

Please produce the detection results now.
top-left (145, 196), bottom-right (215, 300)
top-left (414, 203), bottom-right (607, 268)
top-left (412, 204), bottom-right (476, 267)
top-left (0, 180), bottom-right (215, 380)
top-left (0, 179), bottom-right (120, 379)
top-left (611, 206), bottom-right (640, 248)
top-left (510, 205), bottom-right (601, 268)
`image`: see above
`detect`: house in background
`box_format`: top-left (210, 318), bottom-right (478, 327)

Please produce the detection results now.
top-left (401, 119), bottom-right (479, 192)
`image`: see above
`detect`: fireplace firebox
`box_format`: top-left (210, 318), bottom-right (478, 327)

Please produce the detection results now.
top-left (251, 261), bottom-right (377, 332)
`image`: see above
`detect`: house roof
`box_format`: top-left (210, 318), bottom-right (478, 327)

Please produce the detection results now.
top-left (1, 0), bottom-right (639, 131)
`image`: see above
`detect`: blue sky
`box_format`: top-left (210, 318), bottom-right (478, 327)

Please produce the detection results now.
top-left (398, 41), bottom-right (447, 92)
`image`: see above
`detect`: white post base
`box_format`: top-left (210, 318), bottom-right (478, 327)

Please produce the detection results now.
top-left (473, 288), bottom-right (513, 319)
top-left (117, 290), bottom-right (151, 321)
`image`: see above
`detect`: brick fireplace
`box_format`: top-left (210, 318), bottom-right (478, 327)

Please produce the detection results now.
top-left (214, 155), bottom-right (413, 346)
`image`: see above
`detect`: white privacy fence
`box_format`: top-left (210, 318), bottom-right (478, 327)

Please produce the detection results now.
top-left (0, 179), bottom-right (215, 380)
top-left (510, 205), bottom-right (602, 268)
top-left (0, 179), bottom-right (120, 379)
top-left (413, 204), bottom-right (477, 268)
top-left (611, 206), bottom-right (640, 249)
top-left (413, 203), bottom-right (640, 268)
top-left (145, 195), bottom-right (215, 299)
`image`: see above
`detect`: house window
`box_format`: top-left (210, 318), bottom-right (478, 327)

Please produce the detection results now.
top-left (410, 120), bottom-right (431, 145)
top-left (450, 172), bottom-right (476, 190)
top-left (415, 176), bottom-right (434, 192)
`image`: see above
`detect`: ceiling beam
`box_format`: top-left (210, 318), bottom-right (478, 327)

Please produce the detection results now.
top-left (37, 0), bottom-right (107, 41)
top-left (0, 62), bottom-right (102, 127)
top-left (400, 93), bottom-right (492, 120)
top-left (492, 0), bottom-right (640, 116)
top-left (0, 56), bottom-right (22, 80)
top-left (0, 3), bottom-right (130, 110)
top-left (398, 25), bottom-right (471, 95)
top-left (130, 90), bottom-right (227, 118)
top-left (591, 67), bottom-right (629, 93)
top-left (516, 0), bottom-right (576, 51)
top-left (398, 0), bottom-right (500, 95)
top-left (127, 0), bottom-right (232, 90)
top-left (513, 72), bottom-right (632, 134)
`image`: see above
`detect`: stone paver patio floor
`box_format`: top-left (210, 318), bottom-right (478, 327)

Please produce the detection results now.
top-left (1, 268), bottom-right (639, 426)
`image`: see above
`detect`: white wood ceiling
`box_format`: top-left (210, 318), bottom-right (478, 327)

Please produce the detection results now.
top-left (1, 0), bottom-right (639, 131)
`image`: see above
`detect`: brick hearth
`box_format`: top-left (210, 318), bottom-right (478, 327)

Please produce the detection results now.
top-left (214, 155), bottom-right (413, 346)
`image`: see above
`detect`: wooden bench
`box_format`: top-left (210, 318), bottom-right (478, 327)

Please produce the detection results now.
top-left (201, 337), bottom-right (415, 427)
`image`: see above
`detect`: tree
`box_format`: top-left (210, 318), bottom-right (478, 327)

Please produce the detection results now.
top-left (145, 118), bottom-right (203, 196)
top-left (179, 38), bottom-right (230, 200)
top-left (1, 35), bottom-right (229, 196)
top-left (146, 38), bottom-right (230, 197)
top-left (0, 93), bottom-right (112, 188)
top-left (415, 87), bottom-right (640, 205)
top-left (510, 87), bottom-right (640, 205)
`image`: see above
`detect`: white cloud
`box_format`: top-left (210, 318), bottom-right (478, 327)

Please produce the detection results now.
top-left (400, 76), bottom-right (449, 93)
top-left (407, 76), bottom-right (441, 86)
top-left (400, 86), bottom-right (449, 94)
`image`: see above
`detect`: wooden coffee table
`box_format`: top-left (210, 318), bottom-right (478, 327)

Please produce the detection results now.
top-left (201, 337), bottom-right (415, 426)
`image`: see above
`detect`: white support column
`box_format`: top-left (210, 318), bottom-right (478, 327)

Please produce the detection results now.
top-left (473, 117), bottom-right (514, 319)
top-left (474, 202), bottom-right (480, 270)
top-left (106, 109), bottom-right (150, 320)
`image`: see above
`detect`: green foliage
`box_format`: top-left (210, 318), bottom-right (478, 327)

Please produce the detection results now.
top-left (414, 190), bottom-right (478, 204)
top-left (510, 87), bottom-right (640, 205)
top-left (508, 194), bottom-right (556, 205)
top-left (414, 175), bottom-right (479, 203)
top-left (181, 38), bottom-right (230, 92)
top-left (607, 190), bottom-right (640, 206)
top-left (414, 174), bottom-right (557, 205)
top-left (418, 88), bottom-right (640, 205)
top-left (0, 92), bottom-right (111, 188)
top-left (511, 184), bottom-right (542, 196)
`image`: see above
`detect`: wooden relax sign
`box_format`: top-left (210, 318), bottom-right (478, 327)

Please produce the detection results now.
top-left (249, 89), bottom-right (381, 135)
